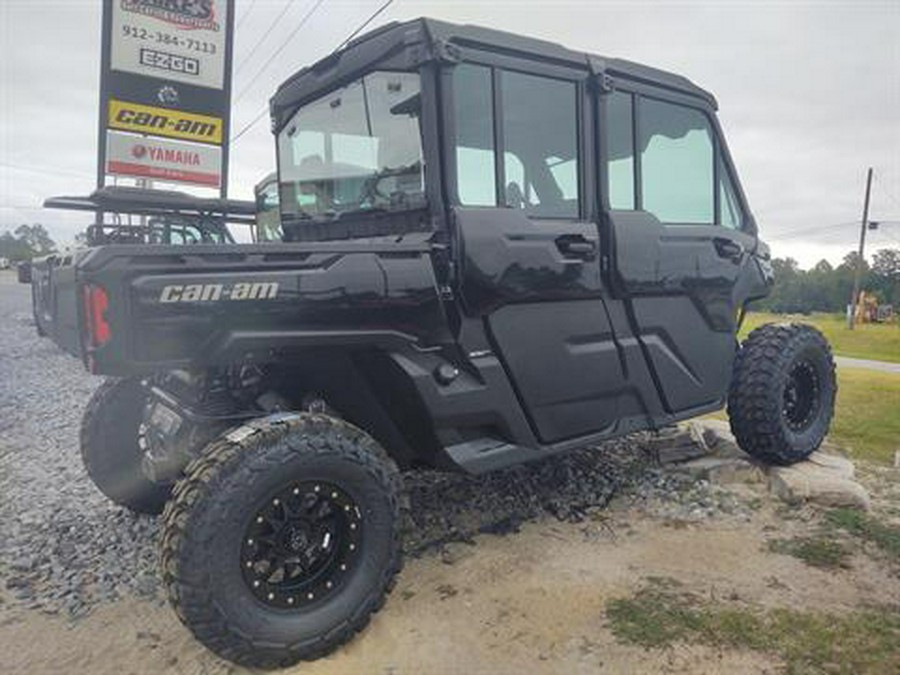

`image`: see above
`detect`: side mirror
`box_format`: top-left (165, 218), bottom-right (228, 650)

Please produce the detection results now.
top-left (17, 261), bottom-right (32, 284)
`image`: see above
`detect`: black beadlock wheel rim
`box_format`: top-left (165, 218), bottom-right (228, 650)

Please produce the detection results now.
top-left (782, 358), bottom-right (820, 431)
top-left (240, 481), bottom-right (362, 609)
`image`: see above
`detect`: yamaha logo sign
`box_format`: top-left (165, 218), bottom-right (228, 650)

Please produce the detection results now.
top-left (120, 0), bottom-right (220, 32)
top-left (107, 131), bottom-right (222, 188)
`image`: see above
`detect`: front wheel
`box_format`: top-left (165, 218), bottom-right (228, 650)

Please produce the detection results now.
top-left (160, 413), bottom-right (403, 669)
top-left (728, 322), bottom-right (836, 465)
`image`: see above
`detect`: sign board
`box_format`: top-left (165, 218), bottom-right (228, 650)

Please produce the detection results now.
top-left (106, 130), bottom-right (222, 187)
top-left (111, 1), bottom-right (229, 90)
top-left (98, 0), bottom-right (234, 196)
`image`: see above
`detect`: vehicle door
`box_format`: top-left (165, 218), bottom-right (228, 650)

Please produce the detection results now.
top-left (600, 85), bottom-right (759, 413)
top-left (447, 62), bottom-right (636, 444)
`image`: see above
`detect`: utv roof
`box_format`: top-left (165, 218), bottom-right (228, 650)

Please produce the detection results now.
top-left (44, 187), bottom-right (257, 224)
top-left (271, 17), bottom-right (716, 127)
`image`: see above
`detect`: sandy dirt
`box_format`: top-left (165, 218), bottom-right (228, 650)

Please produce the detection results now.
top-left (3, 493), bottom-right (898, 675)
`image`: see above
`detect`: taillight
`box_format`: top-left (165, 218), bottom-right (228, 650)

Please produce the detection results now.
top-left (83, 284), bottom-right (111, 347)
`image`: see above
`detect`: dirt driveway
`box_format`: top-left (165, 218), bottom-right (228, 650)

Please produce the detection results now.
top-left (3, 486), bottom-right (899, 675)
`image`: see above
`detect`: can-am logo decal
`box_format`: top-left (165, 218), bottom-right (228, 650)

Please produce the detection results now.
top-left (120, 0), bottom-right (220, 32)
top-left (157, 85), bottom-right (180, 107)
top-left (158, 283), bottom-right (280, 303)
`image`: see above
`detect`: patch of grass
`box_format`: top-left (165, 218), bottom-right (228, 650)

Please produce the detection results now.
top-left (707, 367), bottom-right (900, 464)
top-left (742, 312), bottom-right (900, 364)
top-left (607, 582), bottom-right (900, 674)
top-left (827, 508), bottom-right (900, 562)
top-left (829, 368), bottom-right (900, 465)
top-left (768, 536), bottom-right (852, 570)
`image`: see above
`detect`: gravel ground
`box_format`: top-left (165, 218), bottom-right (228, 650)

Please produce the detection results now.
top-left (0, 271), bottom-right (743, 620)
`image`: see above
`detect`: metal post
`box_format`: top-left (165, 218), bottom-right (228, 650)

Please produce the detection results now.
top-left (848, 167), bottom-right (873, 329)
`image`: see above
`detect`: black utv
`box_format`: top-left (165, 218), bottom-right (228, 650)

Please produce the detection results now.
top-left (52, 18), bottom-right (835, 668)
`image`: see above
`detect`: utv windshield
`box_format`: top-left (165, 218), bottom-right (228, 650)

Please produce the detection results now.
top-left (277, 71), bottom-right (424, 221)
top-left (254, 177), bottom-right (282, 241)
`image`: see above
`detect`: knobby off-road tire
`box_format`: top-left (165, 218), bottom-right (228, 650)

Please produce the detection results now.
top-left (80, 377), bottom-right (170, 514)
top-left (728, 323), bottom-right (836, 465)
top-left (160, 413), bottom-right (403, 669)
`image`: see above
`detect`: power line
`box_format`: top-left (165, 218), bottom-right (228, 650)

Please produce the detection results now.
top-left (335, 0), bottom-right (394, 52)
top-left (765, 221), bottom-right (857, 241)
top-left (233, 0), bottom-right (298, 80)
top-left (233, 0), bottom-right (327, 105)
top-left (230, 0), bottom-right (397, 145)
top-left (231, 107), bottom-right (271, 144)
top-left (875, 177), bottom-right (900, 212)
top-left (235, 0), bottom-right (260, 32)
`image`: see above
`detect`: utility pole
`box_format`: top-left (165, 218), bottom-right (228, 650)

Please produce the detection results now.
top-left (848, 166), bottom-right (873, 330)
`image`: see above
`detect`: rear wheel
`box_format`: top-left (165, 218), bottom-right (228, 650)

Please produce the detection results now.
top-left (728, 323), bottom-right (836, 465)
top-left (160, 413), bottom-right (403, 669)
top-left (80, 378), bottom-right (170, 514)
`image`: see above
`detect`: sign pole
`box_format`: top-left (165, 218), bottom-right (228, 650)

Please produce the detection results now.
top-left (221, 0), bottom-right (235, 200)
top-left (96, 0), bottom-right (113, 192)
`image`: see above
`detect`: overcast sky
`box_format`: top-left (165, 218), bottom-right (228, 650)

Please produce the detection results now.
top-left (1, 0), bottom-right (898, 267)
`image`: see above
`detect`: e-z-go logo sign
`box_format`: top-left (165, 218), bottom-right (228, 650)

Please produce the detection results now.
top-left (120, 0), bottom-right (220, 32)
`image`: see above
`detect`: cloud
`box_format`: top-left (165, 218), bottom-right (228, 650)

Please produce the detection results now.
top-left (1, 0), bottom-right (898, 268)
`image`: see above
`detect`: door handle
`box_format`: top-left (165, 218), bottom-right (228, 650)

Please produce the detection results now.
top-left (555, 234), bottom-right (597, 260)
top-left (714, 237), bottom-right (745, 262)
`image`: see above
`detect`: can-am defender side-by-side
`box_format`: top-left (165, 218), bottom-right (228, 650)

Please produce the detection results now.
top-left (42, 19), bottom-right (835, 668)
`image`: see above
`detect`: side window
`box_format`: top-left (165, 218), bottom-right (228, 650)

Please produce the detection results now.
top-left (719, 157), bottom-right (744, 230)
top-left (453, 64), bottom-right (496, 206)
top-left (500, 71), bottom-right (579, 218)
top-left (606, 91), bottom-right (635, 209)
top-left (452, 64), bottom-right (580, 217)
top-left (639, 98), bottom-right (713, 224)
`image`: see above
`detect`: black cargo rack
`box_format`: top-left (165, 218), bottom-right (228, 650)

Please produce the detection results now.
top-left (44, 186), bottom-right (256, 224)
top-left (44, 187), bottom-right (258, 246)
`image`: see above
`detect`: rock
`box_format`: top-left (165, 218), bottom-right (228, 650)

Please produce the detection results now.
top-left (134, 574), bottom-right (159, 597)
top-left (9, 557), bottom-right (35, 572)
top-left (818, 440), bottom-right (848, 457)
top-left (689, 419), bottom-right (747, 459)
top-left (805, 451), bottom-right (854, 479)
top-left (693, 418), bottom-right (732, 444)
top-left (438, 542), bottom-right (477, 566)
top-left (767, 463), bottom-right (870, 510)
top-left (13, 587), bottom-right (35, 601)
top-left (647, 427), bottom-right (708, 465)
top-left (5, 576), bottom-right (29, 590)
top-left (676, 457), bottom-right (764, 485)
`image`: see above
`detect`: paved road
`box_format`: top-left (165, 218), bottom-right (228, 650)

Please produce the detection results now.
top-left (835, 356), bottom-right (900, 374)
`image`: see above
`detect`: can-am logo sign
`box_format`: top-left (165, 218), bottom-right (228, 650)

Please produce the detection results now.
top-left (120, 0), bottom-right (220, 31)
